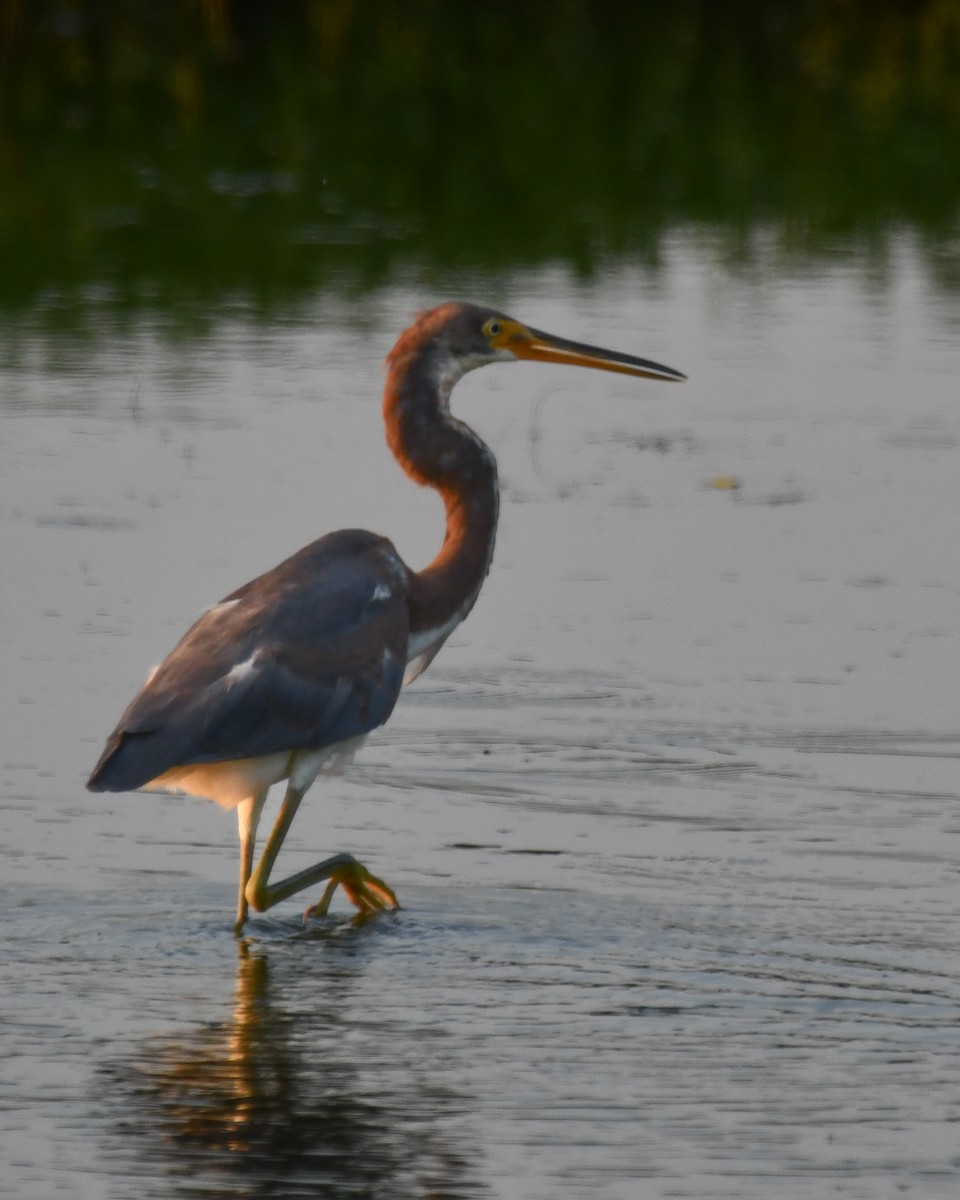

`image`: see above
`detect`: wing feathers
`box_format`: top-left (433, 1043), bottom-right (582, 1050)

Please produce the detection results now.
top-left (88, 531), bottom-right (410, 792)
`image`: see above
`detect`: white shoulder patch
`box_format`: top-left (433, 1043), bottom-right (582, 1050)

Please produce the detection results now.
top-left (224, 652), bottom-right (259, 686)
top-left (204, 598), bottom-right (241, 620)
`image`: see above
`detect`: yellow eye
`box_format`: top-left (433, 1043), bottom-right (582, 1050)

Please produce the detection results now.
top-left (484, 319), bottom-right (502, 339)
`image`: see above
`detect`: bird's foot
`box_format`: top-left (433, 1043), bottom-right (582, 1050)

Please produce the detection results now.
top-left (303, 857), bottom-right (400, 922)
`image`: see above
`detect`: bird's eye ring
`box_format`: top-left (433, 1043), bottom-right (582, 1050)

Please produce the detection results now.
top-left (485, 319), bottom-right (502, 338)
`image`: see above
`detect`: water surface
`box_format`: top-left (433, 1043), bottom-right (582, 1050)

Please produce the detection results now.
top-left (2, 242), bottom-right (960, 1197)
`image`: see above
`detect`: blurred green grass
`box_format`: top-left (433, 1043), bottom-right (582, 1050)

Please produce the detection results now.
top-left (2, 0), bottom-right (959, 322)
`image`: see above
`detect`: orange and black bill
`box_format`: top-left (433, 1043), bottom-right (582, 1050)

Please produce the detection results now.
top-left (492, 318), bottom-right (686, 382)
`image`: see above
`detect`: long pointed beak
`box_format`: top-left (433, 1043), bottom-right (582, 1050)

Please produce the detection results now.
top-left (505, 324), bottom-right (686, 383)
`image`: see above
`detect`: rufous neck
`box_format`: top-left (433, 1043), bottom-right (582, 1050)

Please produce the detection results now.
top-left (383, 346), bottom-right (499, 634)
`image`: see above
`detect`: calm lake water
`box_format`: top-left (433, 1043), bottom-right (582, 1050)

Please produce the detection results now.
top-left (2, 236), bottom-right (960, 1198)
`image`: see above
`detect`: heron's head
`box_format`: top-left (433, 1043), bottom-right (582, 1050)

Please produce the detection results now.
top-left (385, 302), bottom-right (685, 413)
top-left (396, 301), bottom-right (685, 385)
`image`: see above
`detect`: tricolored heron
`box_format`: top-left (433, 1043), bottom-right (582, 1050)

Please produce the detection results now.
top-left (87, 302), bottom-right (685, 933)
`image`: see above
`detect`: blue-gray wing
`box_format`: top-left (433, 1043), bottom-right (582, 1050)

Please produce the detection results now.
top-left (88, 530), bottom-right (409, 792)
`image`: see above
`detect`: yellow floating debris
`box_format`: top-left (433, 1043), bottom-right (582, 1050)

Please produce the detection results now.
top-left (708, 475), bottom-right (742, 492)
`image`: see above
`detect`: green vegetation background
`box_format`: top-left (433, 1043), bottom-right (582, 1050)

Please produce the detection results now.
top-left (2, 0), bottom-right (960, 320)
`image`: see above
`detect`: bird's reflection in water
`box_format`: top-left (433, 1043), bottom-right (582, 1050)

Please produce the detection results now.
top-left (107, 928), bottom-right (487, 1198)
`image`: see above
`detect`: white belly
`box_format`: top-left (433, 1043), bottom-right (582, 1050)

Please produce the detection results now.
top-left (404, 610), bottom-right (467, 684)
top-left (144, 735), bottom-right (368, 810)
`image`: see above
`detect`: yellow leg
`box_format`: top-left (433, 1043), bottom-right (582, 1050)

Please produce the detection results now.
top-left (234, 790), bottom-right (267, 935)
top-left (306, 861), bottom-right (399, 921)
top-left (236, 782), bottom-right (399, 933)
